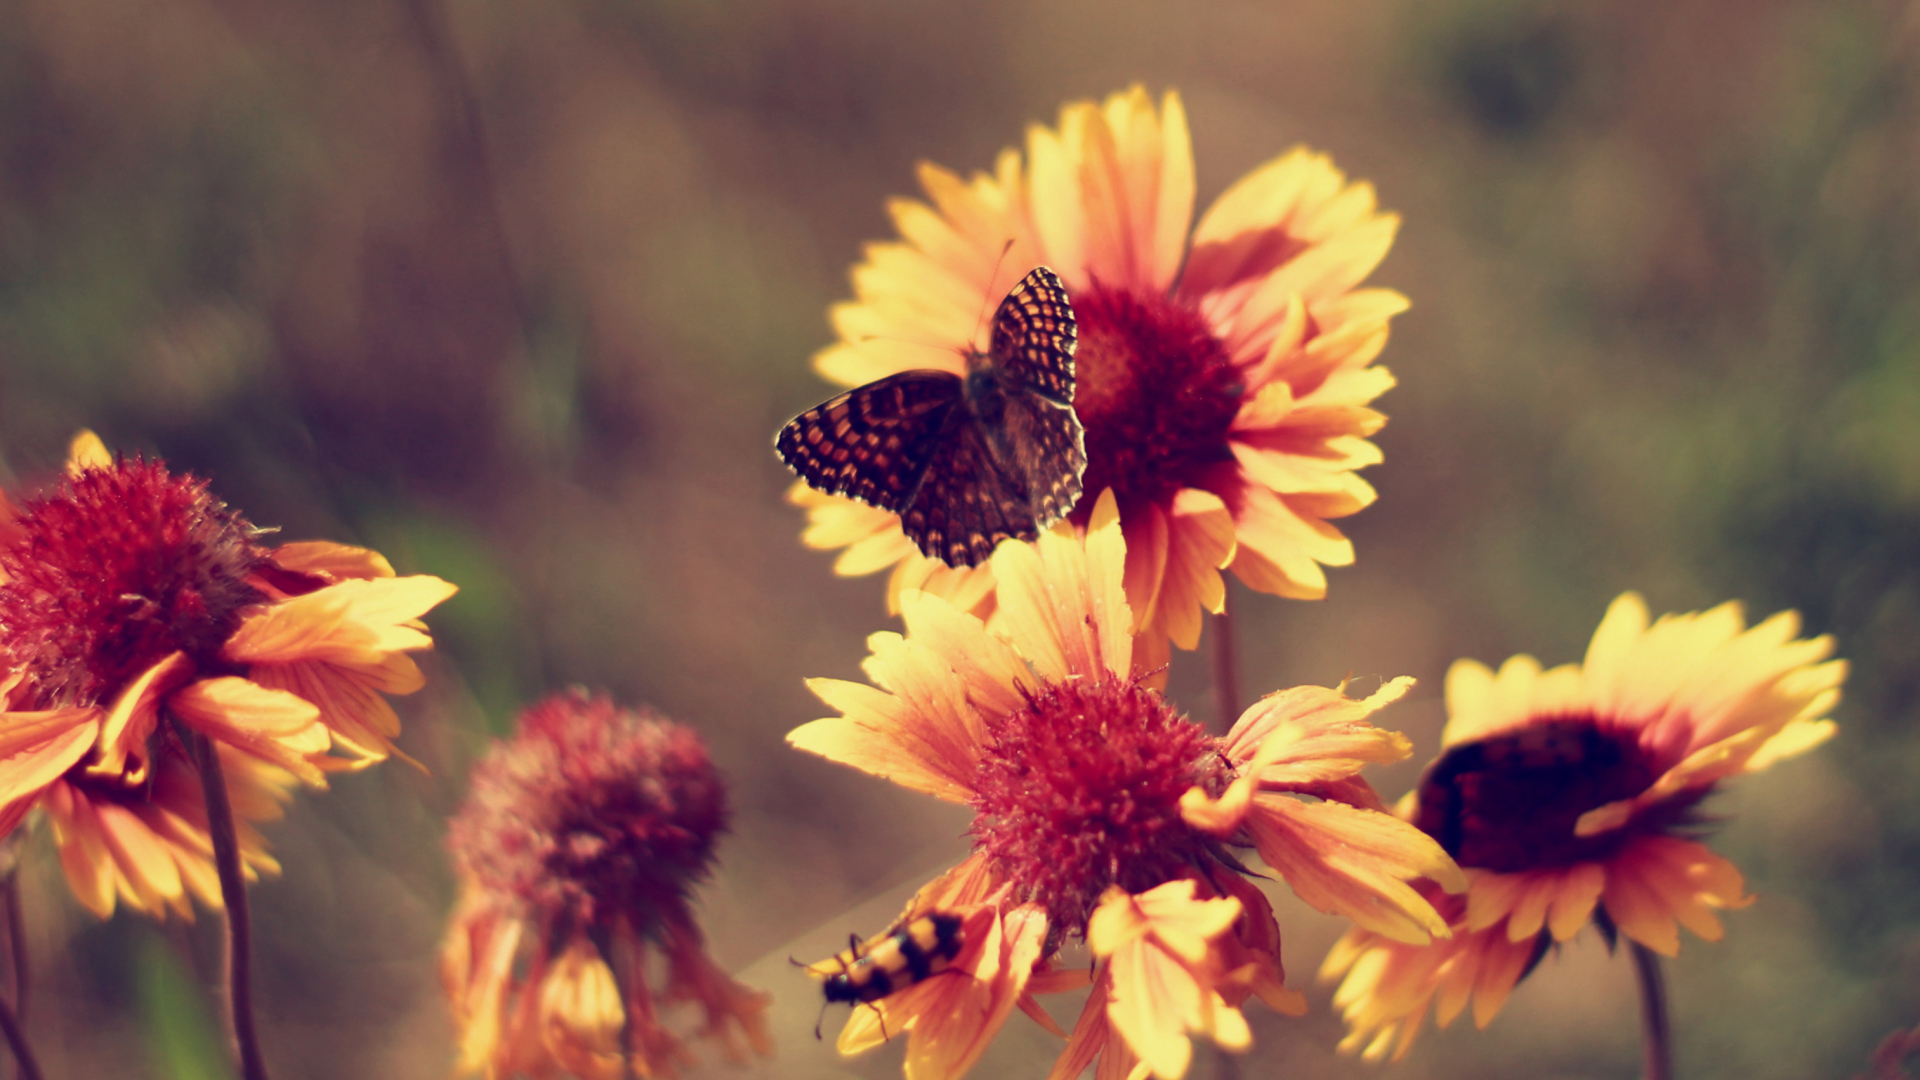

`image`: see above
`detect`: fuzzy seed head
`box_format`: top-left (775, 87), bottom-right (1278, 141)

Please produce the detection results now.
top-left (449, 691), bottom-right (730, 933)
top-left (0, 458), bottom-right (266, 710)
top-left (969, 679), bottom-right (1229, 936)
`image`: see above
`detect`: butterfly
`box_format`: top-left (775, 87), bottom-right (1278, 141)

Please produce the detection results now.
top-left (776, 265), bottom-right (1086, 568)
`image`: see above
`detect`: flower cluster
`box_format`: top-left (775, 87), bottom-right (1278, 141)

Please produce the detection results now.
top-left (779, 86), bottom-right (1455, 1080)
top-left (0, 432), bottom-right (454, 919)
top-left (778, 83), bottom-right (1845, 1080)
top-left (441, 690), bottom-right (769, 1079)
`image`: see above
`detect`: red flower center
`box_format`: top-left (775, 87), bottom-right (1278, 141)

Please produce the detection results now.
top-left (969, 679), bottom-right (1228, 935)
top-left (1413, 718), bottom-right (1699, 872)
top-left (0, 460), bottom-right (265, 711)
top-left (450, 692), bottom-right (730, 930)
top-left (1068, 285), bottom-right (1243, 521)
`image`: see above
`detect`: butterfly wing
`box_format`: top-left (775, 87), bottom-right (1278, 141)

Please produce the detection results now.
top-left (779, 266), bottom-right (1083, 570)
top-left (983, 265), bottom-right (1085, 526)
top-left (898, 413), bottom-right (1040, 568)
top-left (989, 266), bottom-right (1077, 406)
top-left (776, 370), bottom-right (964, 513)
top-left (994, 390), bottom-right (1086, 528)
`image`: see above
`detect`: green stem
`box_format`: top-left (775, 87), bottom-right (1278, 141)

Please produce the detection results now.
top-left (1630, 941), bottom-right (1673, 1080)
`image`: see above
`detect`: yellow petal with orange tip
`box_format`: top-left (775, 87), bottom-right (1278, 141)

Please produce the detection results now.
top-left (247, 657), bottom-right (417, 768)
top-left (1149, 489), bottom-right (1234, 652)
top-left (0, 707), bottom-right (99, 813)
top-left (1093, 882), bottom-right (1250, 1080)
top-left (94, 799), bottom-right (185, 918)
top-left (90, 652), bottom-right (193, 782)
top-left (47, 780), bottom-right (119, 918)
top-left (169, 677), bottom-right (327, 786)
top-left (1219, 676), bottom-right (1414, 783)
top-left (1246, 796), bottom-right (1460, 945)
top-left (266, 541), bottom-right (396, 581)
top-left (897, 588), bottom-right (1029, 720)
top-left (791, 678), bottom-right (977, 804)
top-left (224, 575), bottom-right (456, 666)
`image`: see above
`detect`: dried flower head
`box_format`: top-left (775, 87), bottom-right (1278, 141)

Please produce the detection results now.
top-left (442, 690), bottom-right (769, 1079)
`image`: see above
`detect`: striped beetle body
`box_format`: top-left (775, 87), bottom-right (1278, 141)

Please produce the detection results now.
top-left (807, 912), bottom-right (966, 1005)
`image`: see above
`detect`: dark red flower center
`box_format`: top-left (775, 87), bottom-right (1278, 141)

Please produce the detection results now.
top-left (1068, 285), bottom-right (1243, 521)
top-left (450, 692), bottom-right (730, 931)
top-left (969, 679), bottom-right (1228, 935)
top-left (0, 459), bottom-right (266, 711)
top-left (1413, 717), bottom-right (1699, 872)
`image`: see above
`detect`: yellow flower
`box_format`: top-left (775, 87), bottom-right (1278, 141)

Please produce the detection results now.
top-left (791, 86), bottom-right (1403, 665)
top-left (1320, 592), bottom-right (1845, 1061)
top-left (441, 691), bottom-right (770, 1079)
top-left (791, 492), bottom-right (1452, 1080)
top-left (0, 432), bottom-right (454, 918)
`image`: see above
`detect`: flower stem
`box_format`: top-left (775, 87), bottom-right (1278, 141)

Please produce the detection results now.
top-left (604, 930), bottom-right (639, 1080)
top-left (1630, 941), bottom-right (1672, 1080)
top-left (1212, 587), bottom-right (1240, 732)
top-left (178, 720), bottom-right (270, 1080)
top-left (0, 990), bottom-right (41, 1080)
top-left (3, 870), bottom-right (26, 1020)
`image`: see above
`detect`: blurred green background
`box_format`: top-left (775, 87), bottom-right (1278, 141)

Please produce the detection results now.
top-left (0, 0), bottom-right (1914, 1077)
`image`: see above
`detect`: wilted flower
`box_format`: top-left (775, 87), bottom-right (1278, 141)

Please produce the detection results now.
top-left (0, 432), bottom-right (454, 918)
top-left (442, 690), bottom-right (769, 1079)
top-left (791, 492), bottom-right (1459, 1080)
top-left (1321, 592), bottom-right (1844, 1060)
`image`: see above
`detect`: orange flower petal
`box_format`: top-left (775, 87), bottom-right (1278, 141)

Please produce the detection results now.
top-left (989, 491), bottom-right (1131, 682)
top-left (225, 576), bottom-right (456, 666)
top-left (169, 677), bottom-right (328, 785)
top-left (266, 541), bottom-right (396, 581)
top-left (1093, 882), bottom-right (1250, 1080)
top-left (91, 652), bottom-right (194, 782)
top-left (1220, 677), bottom-right (1415, 784)
top-left (0, 707), bottom-right (99, 829)
top-left (792, 676), bottom-right (978, 803)
top-left (46, 781), bottom-right (118, 918)
top-left (1147, 490), bottom-right (1234, 651)
top-left (246, 657), bottom-right (417, 769)
top-left (1245, 796), bottom-right (1459, 944)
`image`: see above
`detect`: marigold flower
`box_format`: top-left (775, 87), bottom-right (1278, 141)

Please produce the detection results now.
top-left (0, 432), bottom-right (454, 918)
top-left (791, 86), bottom-right (1404, 664)
top-left (1319, 592), bottom-right (1845, 1061)
top-left (790, 491), bottom-right (1457, 1080)
top-left (441, 690), bottom-right (770, 1079)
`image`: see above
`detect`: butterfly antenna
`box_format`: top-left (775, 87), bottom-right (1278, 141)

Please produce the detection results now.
top-left (969, 238), bottom-right (1019, 348)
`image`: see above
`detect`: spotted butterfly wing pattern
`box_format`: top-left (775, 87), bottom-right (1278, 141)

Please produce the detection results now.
top-left (775, 370), bottom-right (965, 511)
top-left (977, 267), bottom-right (1084, 531)
top-left (989, 267), bottom-right (1077, 405)
top-left (776, 266), bottom-right (1084, 568)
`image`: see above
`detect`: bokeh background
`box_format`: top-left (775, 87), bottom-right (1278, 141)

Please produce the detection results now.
top-left (0, 0), bottom-right (1915, 1076)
